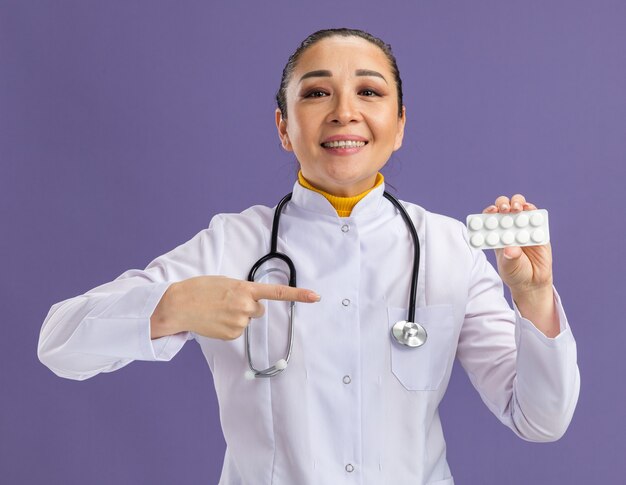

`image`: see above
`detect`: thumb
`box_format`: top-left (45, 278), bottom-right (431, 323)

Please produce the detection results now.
top-left (502, 246), bottom-right (523, 261)
top-left (497, 246), bottom-right (526, 286)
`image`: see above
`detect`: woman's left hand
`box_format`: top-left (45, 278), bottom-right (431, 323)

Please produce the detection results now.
top-left (482, 194), bottom-right (553, 295)
top-left (483, 194), bottom-right (560, 337)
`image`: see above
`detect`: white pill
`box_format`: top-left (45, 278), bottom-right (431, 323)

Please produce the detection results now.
top-left (486, 233), bottom-right (500, 246)
top-left (470, 233), bottom-right (485, 247)
top-left (501, 231), bottom-right (515, 245)
top-left (485, 216), bottom-right (498, 230)
top-left (530, 212), bottom-right (544, 226)
top-left (516, 230), bottom-right (530, 244)
top-left (515, 214), bottom-right (529, 227)
top-left (469, 217), bottom-right (483, 231)
top-left (531, 229), bottom-right (545, 243)
top-left (500, 215), bottom-right (513, 229)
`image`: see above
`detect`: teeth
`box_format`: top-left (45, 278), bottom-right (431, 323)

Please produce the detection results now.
top-left (322, 140), bottom-right (366, 148)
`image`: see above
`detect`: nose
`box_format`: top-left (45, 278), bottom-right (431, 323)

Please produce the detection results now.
top-left (327, 91), bottom-right (361, 125)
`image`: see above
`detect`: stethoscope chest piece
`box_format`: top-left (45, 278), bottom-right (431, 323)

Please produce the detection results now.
top-left (392, 320), bottom-right (427, 348)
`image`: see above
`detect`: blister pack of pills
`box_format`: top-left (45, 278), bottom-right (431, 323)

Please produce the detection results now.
top-left (465, 209), bottom-right (550, 250)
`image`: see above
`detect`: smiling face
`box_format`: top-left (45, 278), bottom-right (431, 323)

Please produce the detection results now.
top-left (275, 36), bottom-right (406, 197)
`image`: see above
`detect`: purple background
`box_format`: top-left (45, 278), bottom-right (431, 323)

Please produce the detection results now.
top-left (2, 1), bottom-right (624, 483)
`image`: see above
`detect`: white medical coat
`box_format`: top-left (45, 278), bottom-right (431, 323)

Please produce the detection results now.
top-left (38, 180), bottom-right (580, 485)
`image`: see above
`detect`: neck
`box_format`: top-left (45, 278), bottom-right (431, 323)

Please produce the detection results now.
top-left (297, 171), bottom-right (384, 217)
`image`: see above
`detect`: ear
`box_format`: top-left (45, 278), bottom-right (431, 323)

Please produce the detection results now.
top-left (275, 109), bottom-right (293, 152)
top-left (393, 105), bottom-right (406, 151)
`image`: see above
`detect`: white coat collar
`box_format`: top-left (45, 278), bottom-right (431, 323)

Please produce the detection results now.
top-left (289, 179), bottom-right (387, 219)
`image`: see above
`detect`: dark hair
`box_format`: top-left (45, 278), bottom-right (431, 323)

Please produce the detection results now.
top-left (276, 28), bottom-right (404, 119)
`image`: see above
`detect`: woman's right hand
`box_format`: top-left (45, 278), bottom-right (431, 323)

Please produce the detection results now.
top-left (150, 276), bottom-right (320, 340)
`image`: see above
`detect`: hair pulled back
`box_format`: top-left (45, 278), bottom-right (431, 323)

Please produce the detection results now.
top-left (276, 28), bottom-right (404, 119)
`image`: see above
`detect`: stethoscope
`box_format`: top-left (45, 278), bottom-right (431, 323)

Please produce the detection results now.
top-left (244, 191), bottom-right (426, 379)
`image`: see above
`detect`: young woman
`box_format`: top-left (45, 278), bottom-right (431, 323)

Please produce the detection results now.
top-left (38, 28), bottom-right (579, 485)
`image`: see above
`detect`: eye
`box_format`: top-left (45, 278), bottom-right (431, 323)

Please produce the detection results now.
top-left (359, 89), bottom-right (380, 97)
top-left (303, 90), bottom-right (328, 98)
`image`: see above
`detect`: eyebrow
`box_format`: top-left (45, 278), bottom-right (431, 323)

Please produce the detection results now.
top-left (298, 69), bottom-right (388, 84)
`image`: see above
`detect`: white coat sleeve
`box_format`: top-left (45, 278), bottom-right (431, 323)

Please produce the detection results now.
top-left (456, 244), bottom-right (580, 442)
top-left (37, 215), bottom-right (225, 381)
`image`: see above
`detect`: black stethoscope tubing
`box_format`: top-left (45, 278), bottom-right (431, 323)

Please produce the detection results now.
top-left (382, 191), bottom-right (420, 324)
top-left (245, 190), bottom-right (421, 378)
top-left (249, 191), bottom-right (420, 324)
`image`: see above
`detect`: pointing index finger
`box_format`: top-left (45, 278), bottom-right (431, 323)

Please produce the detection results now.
top-left (248, 281), bottom-right (321, 303)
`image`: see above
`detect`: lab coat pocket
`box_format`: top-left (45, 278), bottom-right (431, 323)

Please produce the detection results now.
top-left (388, 305), bottom-right (457, 391)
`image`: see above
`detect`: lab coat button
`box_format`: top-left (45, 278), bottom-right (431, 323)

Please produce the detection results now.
top-left (343, 375), bottom-right (351, 384)
top-left (341, 224), bottom-right (350, 233)
top-left (345, 463), bottom-right (355, 472)
top-left (342, 298), bottom-right (350, 306)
